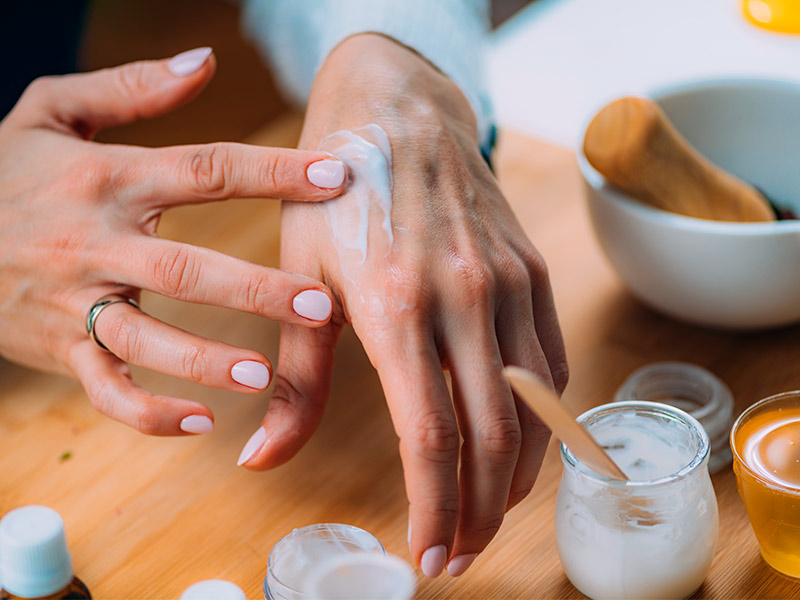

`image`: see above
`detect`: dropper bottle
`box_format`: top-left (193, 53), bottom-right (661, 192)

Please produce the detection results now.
top-left (0, 506), bottom-right (91, 599)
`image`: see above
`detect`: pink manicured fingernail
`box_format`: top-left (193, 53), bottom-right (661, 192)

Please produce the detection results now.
top-left (231, 360), bottom-right (271, 389)
top-left (237, 426), bottom-right (266, 466)
top-left (420, 545), bottom-right (447, 578)
top-left (446, 553), bottom-right (477, 577)
top-left (306, 159), bottom-right (346, 188)
top-left (180, 415), bottom-right (214, 434)
top-left (168, 47), bottom-right (212, 76)
top-left (407, 520), bottom-right (412, 546)
top-left (292, 290), bottom-right (333, 321)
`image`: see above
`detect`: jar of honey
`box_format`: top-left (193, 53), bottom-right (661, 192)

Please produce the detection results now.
top-left (742, 0), bottom-right (800, 33)
top-left (732, 391), bottom-right (800, 577)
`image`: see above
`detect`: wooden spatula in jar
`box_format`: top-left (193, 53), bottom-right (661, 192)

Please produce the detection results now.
top-left (583, 96), bottom-right (776, 222)
top-left (503, 366), bottom-right (629, 481)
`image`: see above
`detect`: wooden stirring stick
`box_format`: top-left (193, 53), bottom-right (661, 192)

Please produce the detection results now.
top-left (583, 96), bottom-right (775, 222)
top-left (503, 366), bottom-right (629, 481)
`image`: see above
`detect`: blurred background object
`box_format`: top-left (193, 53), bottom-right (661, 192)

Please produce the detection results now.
top-left (488, 0), bottom-right (800, 147)
top-left (743, 0), bottom-right (800, 33)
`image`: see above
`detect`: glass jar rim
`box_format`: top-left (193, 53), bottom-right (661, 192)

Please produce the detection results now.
top-left (265, 523), bottom-right (385, 599)
top-left (730, 389), bottom-right (800, 496)
top-left (560, 400), bottom-right (710, 487)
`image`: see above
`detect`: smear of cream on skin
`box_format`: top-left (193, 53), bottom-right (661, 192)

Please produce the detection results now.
top-left (317, 124), bottom-right (394, 270)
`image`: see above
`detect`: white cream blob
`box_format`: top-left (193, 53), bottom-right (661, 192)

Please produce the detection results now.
top-left (317, 124), bottom-right (393, 270)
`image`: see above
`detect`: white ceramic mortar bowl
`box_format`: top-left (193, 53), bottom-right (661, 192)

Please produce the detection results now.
top-left (578, 79), bottom-right (800, 330)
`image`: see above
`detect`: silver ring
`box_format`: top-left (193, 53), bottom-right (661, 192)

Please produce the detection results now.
top-left (85, 294), bottom-right (140, 351)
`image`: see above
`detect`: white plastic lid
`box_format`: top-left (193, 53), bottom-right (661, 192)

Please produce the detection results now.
top-left (0, 506), bottom-right (74, 598)
top-left (180, 579), bottom-right (246, 600)
top-left (306, 553), bottom-right (416, 600)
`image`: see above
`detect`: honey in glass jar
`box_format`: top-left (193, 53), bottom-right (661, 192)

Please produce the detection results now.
top-left (732, 391), bottom-right (800, 577)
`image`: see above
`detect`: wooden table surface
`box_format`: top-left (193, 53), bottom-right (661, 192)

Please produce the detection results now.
top-left (3, 116), bottom-right (800, 599)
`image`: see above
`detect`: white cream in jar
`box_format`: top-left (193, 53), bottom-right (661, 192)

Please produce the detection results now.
top-left (555, 401), bottom-right (718, 600)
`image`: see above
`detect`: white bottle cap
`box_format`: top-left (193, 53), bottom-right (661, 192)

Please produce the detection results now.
top-left (306, 553), bottom-right (416, 600)
top-left (0, 506), bottom-right (74, 599)
top-left (180, 580), bottom-right (246, 600)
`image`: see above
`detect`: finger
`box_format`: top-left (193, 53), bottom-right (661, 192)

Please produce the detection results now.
top-left (69, 341), bottom-right (215, 436)
top-left (443, 319), bottom-right (521, 576)
top-left (91, 300), bottom-right (272, 392)
top-left (529, 258), bottom-right (569, 393)
top-left (237, 256), bottom-right (340, 469)
top-left (496, 298), bottom-right (554, 513)
top-left (237, 320), bottom-right (341, 469)
top-left (362, 323), bottom-right (459, 579)
top-left (109, 238), bottom-right (334, 326)
top-left (13, 48), bottom-right (216, 135)
top-left (122, 143), bottom-right (347, 205)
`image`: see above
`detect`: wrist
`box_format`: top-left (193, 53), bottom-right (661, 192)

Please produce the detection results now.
top-left (301, 34), bottom-right (478, 150)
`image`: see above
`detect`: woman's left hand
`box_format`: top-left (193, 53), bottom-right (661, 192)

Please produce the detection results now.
top-left (238, 34), bottom-right (568, 577)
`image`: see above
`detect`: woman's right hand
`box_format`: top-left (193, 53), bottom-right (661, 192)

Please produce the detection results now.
top-left (0, 48), bottom-right (347, 436)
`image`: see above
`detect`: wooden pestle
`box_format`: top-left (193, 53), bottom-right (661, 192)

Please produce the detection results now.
top-left (583, 97), bottom-right (775, 222)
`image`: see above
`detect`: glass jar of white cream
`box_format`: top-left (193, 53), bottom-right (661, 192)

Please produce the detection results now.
top-left (263, 523), bottom-right (386, 600)
top-left (555, 401), bottom-right (718, 600)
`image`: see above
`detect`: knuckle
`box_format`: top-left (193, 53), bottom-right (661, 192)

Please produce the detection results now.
top-left (23, 76), bottom-right (58, 102)
top-left (86, 380), bottom-right (112, 414)
top-left (261, 150), bottom-right (291, 192)
top-left (148, 246), bottom-right (198, 297)
top-left (474, 415), bottom-right (522, 465)
top-left (403, 412), bottom-right (460, 464)
top-left (523, 248), bottom-right (551, 289)
top-left (448, 255), bottom-right (495, 305)
top-left (240, 273), bottom-right (272, 315)
top-left (131, 403), bottom-right (161, 435)
top-left (499, 256), bottom-right (532, 293)
top-left (114, 63), bottom-right (150, 106)
top-left (411, 498), bottom-right (461, 521)
top-left (508, 483), bottom-right (536, 508)
top-left (473, 513), bottom-right (506, 537)
top-left (183, 143), bottom-right (231, 197)
top-left (181, 344), bottom-right (209, 384)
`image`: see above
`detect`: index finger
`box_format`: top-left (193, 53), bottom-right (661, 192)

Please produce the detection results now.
top-left (117, 142), bottom-right (348, 206)
top-left (360, 321), bottom-right (459, 579)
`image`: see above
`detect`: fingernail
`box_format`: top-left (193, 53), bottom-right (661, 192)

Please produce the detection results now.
top-left (237, 426), bottom-right (266, 466)
top-left (446, 554), bottom-right (477, 577)
top-left (407, 520), bottom-right (412, 546)
top-left (306, 159), bottom-right (346, 189)
top-left (180, 415), bottom-right (214, 434)
top-left (168, 47), bottom-right (212, 76)
top-left (420, 545), bottom-right (447, 578)
top-left (292, 290), bottom-right (333, 321)
top-left (231, 360), bottom-right (271, 389)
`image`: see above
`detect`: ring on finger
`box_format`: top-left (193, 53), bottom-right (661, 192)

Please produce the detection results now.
top-left (86, 293), bottom-right (140, 351)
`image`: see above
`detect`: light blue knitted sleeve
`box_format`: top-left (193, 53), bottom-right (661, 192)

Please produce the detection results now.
top-left (241, 0), bottom-right (492, 143)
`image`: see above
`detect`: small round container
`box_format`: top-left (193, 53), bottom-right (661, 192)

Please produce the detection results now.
top-left (615, 362), bottom-right (734, 473)
top-left (263, 524), bottom-right (385, 600)
top-left (180, 580), bottom-right (245, 600)
top-left (556, 401), bottom-right (719, 600)
top-left (731, 391), bottom-right (800, 578)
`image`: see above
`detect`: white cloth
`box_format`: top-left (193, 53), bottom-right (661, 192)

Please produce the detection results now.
top-left (242, 0), bottom-right (492, 143)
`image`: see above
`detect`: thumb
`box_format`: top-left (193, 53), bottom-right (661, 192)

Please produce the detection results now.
top-left (14, 47), bottom-right (215, 136)
top-left (238, 319), bottom-right (341, 470)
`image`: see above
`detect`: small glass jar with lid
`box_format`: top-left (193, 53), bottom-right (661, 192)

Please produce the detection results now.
top-left (555, 401), bottom-right (718, 600)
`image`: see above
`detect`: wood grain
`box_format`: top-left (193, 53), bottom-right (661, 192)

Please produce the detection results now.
top-left (2, 117), bottom-right (800, 599)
